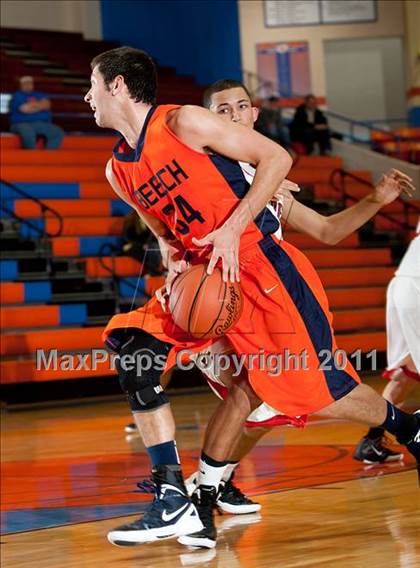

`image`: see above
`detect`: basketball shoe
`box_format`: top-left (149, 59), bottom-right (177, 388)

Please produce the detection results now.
top-left (178, 485), bottom-right (218, 549)
top-left (185, 471), bottom-right (261, 514)
top-left (353, 435), bottom-right (404, 464)
top-left (107, 465), bottom-right (203, 546)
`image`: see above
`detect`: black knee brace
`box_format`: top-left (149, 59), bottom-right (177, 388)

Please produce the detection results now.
top-left (114, 331), bottom-right (172, 412)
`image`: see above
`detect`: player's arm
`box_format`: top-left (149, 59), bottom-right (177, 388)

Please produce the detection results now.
top-left (105, 159), bottom-right (184, 268)
top-left (281, 169), bottom-right (415, 245)
top-left (170, 106), bottom-right (293, 281)
top-left (173, 105), bottom-right (292, 224)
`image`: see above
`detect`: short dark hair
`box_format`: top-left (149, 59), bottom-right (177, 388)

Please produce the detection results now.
top-left (91, 46), bottom-right (157, 104)
top-left (203, 79), bottom-right (252, 109)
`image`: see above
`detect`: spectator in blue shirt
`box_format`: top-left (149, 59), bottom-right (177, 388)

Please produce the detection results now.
top-left (9, 76), bottom-right (64, 149)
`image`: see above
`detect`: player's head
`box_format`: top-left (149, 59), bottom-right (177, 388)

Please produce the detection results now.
top-left (203, 79), bottom-right (258, 128)
top-left (85, 46), bottom-right (157, 128)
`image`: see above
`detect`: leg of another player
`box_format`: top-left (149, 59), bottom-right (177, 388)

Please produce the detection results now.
top-left (318, 383), bottom-right (419, 464)
top-left (185, 358), bottom-right (269, 516)
top-left (354, 357), bottom-right (419, 463)
top-left (189, 359), bottom-right (262, 493)
top-left (230, 425), bottom-right (270, 462)
top-left (192, 342), bottom-right (269, 505)
top-left (202, 375), bottom-right (261, 462)
top-left (203, 412), bottom-right (269, 516)
top-left (179, 373), bottom-right (261, 548)
top-left (318, 383), bottom-right (388, 422)
top-left (382, 370), bottom-right (417, 408)
top-left (219, 425), bottom-right (270, 497)
top-left (185, 420), bottom-right (271, 514)
top-left (215, 425), bottom-right (268, 515)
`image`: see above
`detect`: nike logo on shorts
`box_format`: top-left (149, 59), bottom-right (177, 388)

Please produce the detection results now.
top-left (264, 284), bottom-right (278, 294)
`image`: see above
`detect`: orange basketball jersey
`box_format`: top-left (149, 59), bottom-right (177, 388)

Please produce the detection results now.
top-left (111, 105), bottom-right (280, 256)
top-left (104, 104), bottom-right (361, 416)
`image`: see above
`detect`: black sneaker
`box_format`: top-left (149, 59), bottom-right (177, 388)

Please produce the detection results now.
top-left (353, 435), bottom-right (404, 464)
top-left (107, 465), bottom-right (203, 546)
top-left (177, 485), bottom-right (217, 549)
top-left (218, 473), bottom-right (261, 514)
top-left (124, 422), bottom-right (137, 434)
top-left (185, 471), bottom-right (261, 515)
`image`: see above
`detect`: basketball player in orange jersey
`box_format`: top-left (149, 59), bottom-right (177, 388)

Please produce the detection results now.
top-left (86, 46), bottom-right (293, 547)
top-left (84, 47), bottom-right (419, 549)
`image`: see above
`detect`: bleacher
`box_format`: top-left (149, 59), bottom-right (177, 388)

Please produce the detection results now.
top-left (2, 130), bottom-right (416, 389)
top-left (371, 127), bottom-right (420, 165)
top-left (0, 133), bottom-right (165, 385)
top-left (1, 28), bottom-right (419, 394)
top-left (0, 27), bottom-right (205, 133)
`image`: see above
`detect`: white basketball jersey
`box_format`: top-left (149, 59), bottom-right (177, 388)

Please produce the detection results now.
top-left (239, 162), bottom-right (283, 240)
top-left (395, 218), bottom-right (420, 278)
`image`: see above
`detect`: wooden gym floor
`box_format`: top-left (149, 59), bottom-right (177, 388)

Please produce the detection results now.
top-left (1, 377), bottom-right (419, 568)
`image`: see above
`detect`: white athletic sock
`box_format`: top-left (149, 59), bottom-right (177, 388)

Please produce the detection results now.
top-left (221, 462), bottom-right (239, 482)
top-left (197, 453), bottom-right (229, 491)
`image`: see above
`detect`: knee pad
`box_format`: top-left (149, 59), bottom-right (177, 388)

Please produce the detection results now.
top-left (115, 331), bottom-right (172, 412)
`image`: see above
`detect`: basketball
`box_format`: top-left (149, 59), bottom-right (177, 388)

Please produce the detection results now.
top-left (169, 264), bottom-right (243, 339)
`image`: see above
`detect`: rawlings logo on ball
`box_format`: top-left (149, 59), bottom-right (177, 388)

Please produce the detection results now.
top-left (215, 286), bottom-right (243, 336)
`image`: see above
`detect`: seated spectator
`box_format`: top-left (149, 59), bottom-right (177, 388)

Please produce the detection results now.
top-left (256, 96), bottom-right (290, 148)
top-left (9, 76), bottom-right (64, 149)
top-left (289, 94), bottom-right (331, 155)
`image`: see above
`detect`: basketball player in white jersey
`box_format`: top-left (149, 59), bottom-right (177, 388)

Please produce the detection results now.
top-left (172, 81), bottom-right (417, 525)
top-left (354, 217), bottom-right (420, 463)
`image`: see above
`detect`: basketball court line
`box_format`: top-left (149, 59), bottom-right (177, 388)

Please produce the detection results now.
top-left (2, 443), bottom-right (415, 535)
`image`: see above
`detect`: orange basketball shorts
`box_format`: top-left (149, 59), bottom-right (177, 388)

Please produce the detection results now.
top-left (103, 235), bottom-right (361, 416)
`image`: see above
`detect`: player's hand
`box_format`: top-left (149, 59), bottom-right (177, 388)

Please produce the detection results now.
top-left (155, 285), bottom-right (169, 311)
top-left (156, 258), bottom-right (188, 311)
top-left (370, 169), bottom-right (415, 206)
top-left (273, 179), bottom-right (300, 201)
top-left (192, 224), bottom-right (240, 283)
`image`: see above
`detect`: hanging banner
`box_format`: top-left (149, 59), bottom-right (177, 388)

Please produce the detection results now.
top-left (256, 41), bottom-right (311, 98)
top-left (265, 1), bottom-right (320, 27)
top-left (264, 1), bottom-right (377, 27)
